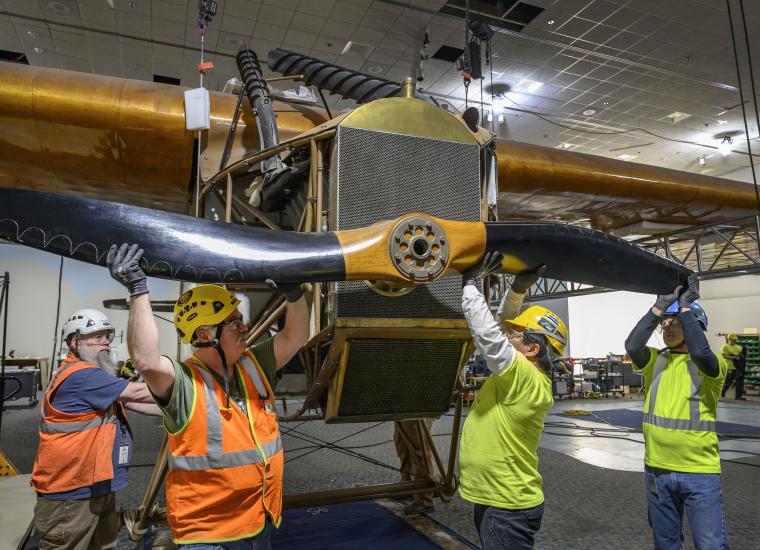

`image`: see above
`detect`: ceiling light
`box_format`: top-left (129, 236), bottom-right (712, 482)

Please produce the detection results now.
top-left (547, 19), bottom-right (555, 25)
top-left (559, 142), bottom-right (573, 149)
top-left (665, 111), bottom-right (691, 123)
top-left (366, 65), bottom-right (384, 74)
top-left (616, 153), bottom-right (637, 161)
top-left (718, 136), bottom-right (732, 156)
top-left (582, 108), bottom-right (597, 116)
top-left (698, 156), bottom-right (706, 166)
top-left (515, 79), bottom-right (543, 93)
top-left (716, 119), bottom-right (728, 125)
top-left (487, 111), bottom-right (493, 122)
top-left (26, 31), bottom-right (40, 39)
top-left (498, 114), bottom-right (504, 124)
top-left (602, 101), bottom-right (609, 106)
top-left (33, 47), bottom-right (44, 54)
top-left (223, 35), bottom-right (244, 48)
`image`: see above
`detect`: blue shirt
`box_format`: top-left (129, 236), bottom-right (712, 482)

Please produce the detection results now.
top-left (42, 368), bottom-right (131, 501)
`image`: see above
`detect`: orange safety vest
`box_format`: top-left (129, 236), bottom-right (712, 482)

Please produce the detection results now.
top-left (31, 354), bottom-right (119, 493)
top-left (167, 350), bottom-right (283, 544)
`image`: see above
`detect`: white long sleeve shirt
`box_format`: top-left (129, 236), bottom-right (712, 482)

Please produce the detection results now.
top-left (461, 284), bottom-right (516, 375)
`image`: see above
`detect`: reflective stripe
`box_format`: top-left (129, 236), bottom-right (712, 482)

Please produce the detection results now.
top-left (643, 352), bottom-right (716, 433)
top-left (43, 360), bottom-right (85, 417)
top-left (169, 362), bottom-right (281, 471)
top-left (239, 353), bottom-right (269, 400)
top-left (642, 413), bottom-right (716, 432)
top-left (39, 413), bottom-right (117, 433)
top-left (168, 438), bottom-right (283, 471)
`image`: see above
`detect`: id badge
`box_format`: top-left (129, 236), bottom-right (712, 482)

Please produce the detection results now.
top-left (119, 445), bottom-right (129, 465)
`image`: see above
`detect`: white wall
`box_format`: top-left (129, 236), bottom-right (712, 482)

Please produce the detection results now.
top-left (565, 274), bottom-right (760, 358)
top-left (0, 243), bottom-right (181, 364)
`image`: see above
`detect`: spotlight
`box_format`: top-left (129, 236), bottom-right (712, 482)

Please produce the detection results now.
top-left (718, 136), bottom-right (732, 156)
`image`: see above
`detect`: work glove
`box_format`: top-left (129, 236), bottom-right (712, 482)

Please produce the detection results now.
top-left (653, 285), bottom-right (682, 312)
top-left (461, 251), bottom-right (504, 288)
top-left (511, 264), bottom-right (546, 294)
top-left (107, 243), bottom-right (148, 297)
top-left (265, 279), bottom-right (304, 302)
top-left (678, 272), bottom-right (700, 309)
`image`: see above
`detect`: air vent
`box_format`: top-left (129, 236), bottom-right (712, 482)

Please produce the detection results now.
top-left (432, 45), bottom-right (464, 62)
top-left (0, 49), bottom-right (29, 64)
top-left (153, 74), bottom-right (181, 86)
top-left (439, 1), bottom-right (544, 32)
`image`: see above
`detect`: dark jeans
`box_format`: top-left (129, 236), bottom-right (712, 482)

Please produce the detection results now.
top-left (474, 503), bottom-right (544, 550)
top-left (645, 467), bottom-right (728, 550)
top-left (722, 366), bottom-right (745, 399)
top-left (180, 520), bottom-right (273, 550)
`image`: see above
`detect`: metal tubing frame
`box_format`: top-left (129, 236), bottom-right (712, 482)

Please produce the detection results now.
top-left (511, 213), bottom-right (760, 301)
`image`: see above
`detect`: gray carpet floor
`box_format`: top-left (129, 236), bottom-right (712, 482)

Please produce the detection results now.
top-left (3, 394), bottom-right (759, 549)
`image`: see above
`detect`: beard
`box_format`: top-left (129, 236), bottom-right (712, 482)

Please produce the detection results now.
top-left (78, 345), bottom-right (119, 377)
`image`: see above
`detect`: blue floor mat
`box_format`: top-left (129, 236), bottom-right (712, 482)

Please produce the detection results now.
top-left (557, 408), bottom-right (760, 437)
top-left (271, 500), bottom-right (441, 549)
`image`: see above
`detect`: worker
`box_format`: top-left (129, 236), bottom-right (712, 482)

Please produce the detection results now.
top-left (459, 255), bottom-right (566, 549)
top-left (31, 308), bottom-right (161, 549)
top-left (624, 273), bottom-right (729, 550)
top-left (721, 333), bottom-right (746, 400)
top-left (107, 243), bottom-right (309, 548)
top-left (393, 418), bottom-right (436, 514)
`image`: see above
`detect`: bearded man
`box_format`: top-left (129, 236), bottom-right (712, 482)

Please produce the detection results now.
top-left (31, 308), bottom-right (160, 549)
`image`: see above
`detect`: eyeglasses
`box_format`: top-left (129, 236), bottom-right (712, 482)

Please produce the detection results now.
top-left (660, 317), bottom-right (680, 328)
top-left (221, 315), bottom-right (246, 331)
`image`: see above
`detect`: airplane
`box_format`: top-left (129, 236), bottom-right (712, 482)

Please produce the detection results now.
top-left (0, 46), bottom-right (756, 528)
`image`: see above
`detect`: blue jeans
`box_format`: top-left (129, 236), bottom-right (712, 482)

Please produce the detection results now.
top-left (179, 520), bottom-right (273, 550)
top-left (645, 467), bottom-right (729, 550)
top-left (474, 503), bottom-right (544, 549)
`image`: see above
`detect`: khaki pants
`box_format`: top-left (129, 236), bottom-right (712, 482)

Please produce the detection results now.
top-left (393, 419), bottom-right (435, 507)
top-left (34, 493), bottom-right (118, 550)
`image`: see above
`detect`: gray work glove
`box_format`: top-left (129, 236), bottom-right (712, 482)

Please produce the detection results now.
top-left (511, 264), bottom-right (546, 294)
top-left (654, 285), bottom-right (682, 312)
top-left (265, 279), bottom-right (303, 302)
top-left (678, 273), bottom-right (700, 309)
top-left (461, 251), bottom-right (504, 288)
top-left (107, 243), bottom-right (148, 297)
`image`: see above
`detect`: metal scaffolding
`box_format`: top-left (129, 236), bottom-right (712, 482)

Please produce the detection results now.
top-left (492, 214), bottom-right (760, 303)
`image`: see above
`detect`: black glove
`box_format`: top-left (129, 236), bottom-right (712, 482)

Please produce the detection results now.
top-left (654, 285), bottom-right (682, 312)
top-left (511, 264), bottom-right (546, 294)
top-left (107, 243), bottom-right (148, 297)
top-left (679, 273), bottom-right (700, 309)
top-left (265, 279), bottom-right (303, 302)
top-left (461, 252), bottom-right (504, 288)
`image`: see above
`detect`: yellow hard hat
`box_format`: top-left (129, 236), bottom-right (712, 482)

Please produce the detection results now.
top-left (504, 305), bottom-right (568, 356)
top-left (174, 285), bottom-right (241, 344)
top-left (728, 333), bottom-right (738, 340)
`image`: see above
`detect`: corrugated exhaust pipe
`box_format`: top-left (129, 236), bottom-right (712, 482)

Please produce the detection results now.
top-left (236, 47), bottom-right (286, 185)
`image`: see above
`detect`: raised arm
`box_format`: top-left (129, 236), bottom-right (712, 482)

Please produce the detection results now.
top-left (625, 286), bottom-right (682, 368)
top-left (265, 280), bottom-right (310, 370)
top-left (108, 243), bottom-right (175, 401)
top-left (462, 253), bottom-right (515, 374)
top-left (496, 265), bottom-right (545, 324)
top-left (677, 274), bottom-right (719, 378)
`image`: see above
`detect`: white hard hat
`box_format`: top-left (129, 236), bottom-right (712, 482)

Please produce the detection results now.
top-left (63, 309), bottom-right (115, 344)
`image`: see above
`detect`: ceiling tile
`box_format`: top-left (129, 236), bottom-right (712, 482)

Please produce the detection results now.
top-left (290, 12), bottom-right (326, 34)
top-left (151, 0), bottom-right (187, 23)
top-left (329, 1), bottom-right (368, 24)
top-left (220, 14), bottom-right (256, 36)
top-left (221, 0), bottom-right (262, 19)
top-left (298, 0), bottom-right (336, 17)
top-left (253, 22), bottom-right (287, 43)
top-left (283, 28), bottom-right (316, 50)
top-left (257, 5), bottom-right (294, 27)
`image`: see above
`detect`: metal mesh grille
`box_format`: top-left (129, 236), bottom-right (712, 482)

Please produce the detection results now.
top-left (336, 339), bottom-right (465, 418)
top-left (335, 126), bottom-right (481, 318)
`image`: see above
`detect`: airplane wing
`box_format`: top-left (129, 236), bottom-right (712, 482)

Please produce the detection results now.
top-left (0, 61), bottom-right (756, 230)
